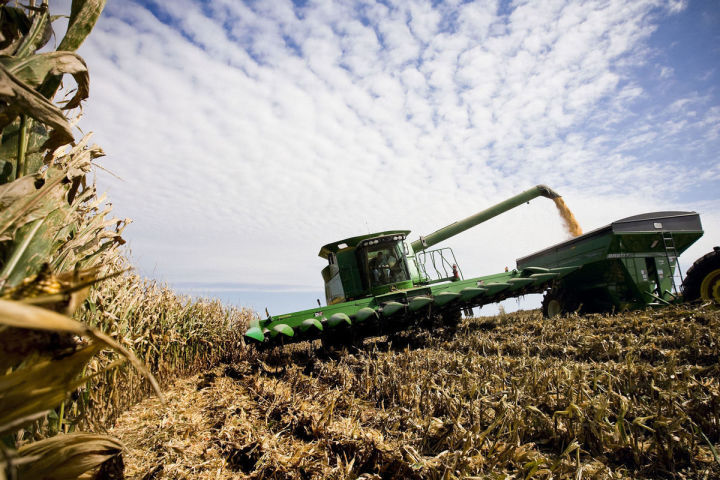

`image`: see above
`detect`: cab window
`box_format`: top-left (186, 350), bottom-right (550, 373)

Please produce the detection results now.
top-left (366, 241), bottom-right (410, 287)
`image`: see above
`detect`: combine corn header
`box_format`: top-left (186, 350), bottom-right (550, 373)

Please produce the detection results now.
top-left (245, 186), bottom-right (716, 346)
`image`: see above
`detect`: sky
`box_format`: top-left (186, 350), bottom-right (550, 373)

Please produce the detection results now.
top-left (55, 0), bottom-right (720, 315)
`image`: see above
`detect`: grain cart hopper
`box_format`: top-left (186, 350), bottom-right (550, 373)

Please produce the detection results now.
top-left (517, 211), bottom-right (710, 316)
top-left (245, 185), bottom-right (580, 346)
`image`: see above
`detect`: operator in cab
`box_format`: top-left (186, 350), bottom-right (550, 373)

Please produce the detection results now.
top-left (369, 250), bottom-right (399, 285)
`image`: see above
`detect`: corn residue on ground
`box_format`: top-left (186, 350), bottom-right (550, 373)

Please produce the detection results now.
top-left (111, 306), bottom-right (720, 479)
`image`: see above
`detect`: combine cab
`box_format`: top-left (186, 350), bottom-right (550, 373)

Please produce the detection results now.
top-left (245, 187), bottom-right (712, 346)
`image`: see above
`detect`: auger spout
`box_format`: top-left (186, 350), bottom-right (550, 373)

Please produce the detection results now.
top-left (410, 184), bottom-right (560, 253)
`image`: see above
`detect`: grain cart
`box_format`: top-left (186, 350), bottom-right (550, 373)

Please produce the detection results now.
top-left (517, 211), bottom-right (712, 316)
top-left (245, 185), bottom-right (579, 346)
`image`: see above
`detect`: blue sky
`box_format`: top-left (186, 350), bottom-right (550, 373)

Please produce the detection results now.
top-left (57, 0), bottom-right (720, 315)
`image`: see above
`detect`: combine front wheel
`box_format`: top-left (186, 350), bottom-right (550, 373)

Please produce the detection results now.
top-left (682, 247), bottom-right (720, 303)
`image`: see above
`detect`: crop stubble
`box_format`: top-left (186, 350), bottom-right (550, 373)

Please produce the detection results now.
top-left (111, 305), bottom-right (720, 479)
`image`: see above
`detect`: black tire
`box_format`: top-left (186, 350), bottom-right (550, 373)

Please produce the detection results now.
top-left (681, 247), bottom-right (720, 303)
top-left (542, 287), bottom-right (579, 318)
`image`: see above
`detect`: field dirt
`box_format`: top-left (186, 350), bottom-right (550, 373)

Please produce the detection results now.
top-left (110, 306), bottom-right (720, 479)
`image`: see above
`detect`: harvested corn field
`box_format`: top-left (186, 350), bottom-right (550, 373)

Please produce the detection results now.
top-left (111, 305), bottom-right (720, 479)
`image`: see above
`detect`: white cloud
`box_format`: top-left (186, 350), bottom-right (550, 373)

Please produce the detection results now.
top-left (659, 65), bottom-right (674, 78)
top-left (51, 0), bottom-right (719, 313)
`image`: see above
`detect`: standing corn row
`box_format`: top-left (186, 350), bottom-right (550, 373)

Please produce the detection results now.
top-left (1, 2), bottom-right (154, 478)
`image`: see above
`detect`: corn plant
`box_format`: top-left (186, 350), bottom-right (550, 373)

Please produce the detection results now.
top-left (0, 1), bottom-right (151, 478)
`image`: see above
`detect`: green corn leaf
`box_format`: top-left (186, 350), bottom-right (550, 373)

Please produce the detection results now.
top-left (58, 0), bottom-right (107, 52)
top-left (39, 0), bottom-right (106, 101)
top-left (0, 205), bottom-right (78, 288)
top-left (0, 118), bottom-right (49, 184)
top-left (0, 217), bottom-right (45, 289)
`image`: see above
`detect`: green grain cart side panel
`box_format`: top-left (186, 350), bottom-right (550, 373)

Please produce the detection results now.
top-left (518, 211), bottom-right (703, 271)
top-left (516, 211), bottom-right (704, 311)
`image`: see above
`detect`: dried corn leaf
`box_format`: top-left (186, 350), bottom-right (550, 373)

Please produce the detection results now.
top-left (0, 342), bottom-right (101, 435)
top-left (1, 52), bottom-right (89, 109)
top-left (15, 432), bottom-right (123, 480)
top-left (0, 6), bottom-right (32, 56)
top-left (12, 3), bottom-right (50, 58)
top-left (0, 63), bottom-right (73, 152)
top-left (0, 299), bottom-right (164, 403)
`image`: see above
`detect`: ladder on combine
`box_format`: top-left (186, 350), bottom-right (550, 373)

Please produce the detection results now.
top-left (661, 231), bottom-right (683, 296)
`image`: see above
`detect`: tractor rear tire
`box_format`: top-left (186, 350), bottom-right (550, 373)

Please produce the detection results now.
top-left (542, 288), bottom-right (578, 318)
top-left (681, 247), bottom-right (720, 303)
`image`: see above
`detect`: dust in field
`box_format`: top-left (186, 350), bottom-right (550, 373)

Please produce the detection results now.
top-left (553, 197), bottom-right (583, 237)
top-left (111, 307), bottom-right (720, 479)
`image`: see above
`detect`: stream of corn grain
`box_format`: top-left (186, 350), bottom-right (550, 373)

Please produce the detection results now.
top-left (553, 197), bottom-right (583, 237)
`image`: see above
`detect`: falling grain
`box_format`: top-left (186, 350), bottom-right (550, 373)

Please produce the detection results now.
top-left (553, 197), bottom-right (583, 237)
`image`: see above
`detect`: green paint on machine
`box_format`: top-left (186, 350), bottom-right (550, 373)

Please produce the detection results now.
top-left (246, 186), bottom-right (707, 346)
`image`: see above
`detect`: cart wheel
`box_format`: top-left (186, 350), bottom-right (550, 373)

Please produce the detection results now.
top-left (542, 288), bottom-right (578, 318)
top-left (682, 247), bottom-right (720, 303)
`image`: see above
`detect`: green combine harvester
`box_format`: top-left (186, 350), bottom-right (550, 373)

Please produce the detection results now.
top-left (245, 185), bottom-right (717, 346)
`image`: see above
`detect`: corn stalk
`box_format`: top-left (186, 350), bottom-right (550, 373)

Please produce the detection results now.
top-left (0, 2), bottom-right (149, 478)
